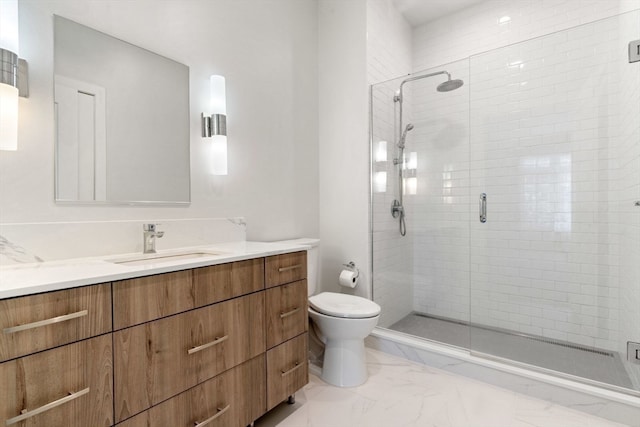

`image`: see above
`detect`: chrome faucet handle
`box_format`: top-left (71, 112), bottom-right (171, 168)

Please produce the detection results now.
top-left (143, 223), bottom-right (155, 232)
top-left (143, 223), bottom-right (163, 233)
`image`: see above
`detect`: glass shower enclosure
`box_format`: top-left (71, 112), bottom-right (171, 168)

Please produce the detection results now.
top-left (370, 10), bottom-right (640, 395)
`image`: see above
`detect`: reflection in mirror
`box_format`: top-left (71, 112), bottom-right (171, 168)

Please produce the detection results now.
top-left (54, 16), bottom-right (190, 204)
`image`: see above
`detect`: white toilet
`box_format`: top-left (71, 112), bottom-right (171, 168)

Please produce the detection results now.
top-left (276, 238), bottom-right (381, 387)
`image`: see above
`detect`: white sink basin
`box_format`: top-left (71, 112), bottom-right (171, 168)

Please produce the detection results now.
top-left (110, 251), bottom-right (225, 266)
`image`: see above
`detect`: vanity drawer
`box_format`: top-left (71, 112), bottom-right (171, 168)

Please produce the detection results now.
top-left (117, 355), bottom-right (266, 427)
top-left (0, 334), bottom-right (113, 427)
top-left (266, 333), bottom-right (308, 411)
top-left (113, 258), bottom-right (264, 329)
top-left (265, 279), bottom-right (308, 349)
top-left (265, 251), bottom-right (307, 288)
top-left (114, 292), bottom-right (265, 422)
top-left (0, 283), bottom-right (112, 362)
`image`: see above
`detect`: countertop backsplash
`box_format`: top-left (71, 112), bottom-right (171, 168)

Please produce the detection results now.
top-left (0, 217), bottom-right (246, 265)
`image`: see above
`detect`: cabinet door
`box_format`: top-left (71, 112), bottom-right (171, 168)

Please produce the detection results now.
top-left (265, 280), bottom-right (308, 349)
top-left (266, 333), bottom-right (308, 411)
top-left (114, 292), bottom-right (265, 422)
top-left (0, 283), bottom-right (112, 362)
top-left (0, 334), bottom-right (113, 427)
top-left (117, 355), bottom-right (266, 427)
top-left (265, 252), bottom-right (307, 288)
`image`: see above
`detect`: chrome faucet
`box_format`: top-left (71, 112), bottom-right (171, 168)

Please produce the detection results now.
top-left (143, 223), bottom-right (164, 254)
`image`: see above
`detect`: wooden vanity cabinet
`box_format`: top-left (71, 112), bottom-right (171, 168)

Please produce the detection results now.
top-left (117, 355), bottom-right (265, 427)
top-left (0, 334), bottom-right (114, 427)
top-left (0, 283), bottom-right (112, 362)
top-left (266, 333), bottom-right (309, 410)
top-left (113, 292), bottom-right (265, 422)
top-left (0, 282), bottom-right (113, 427)
top-left (265, 279), bottom-right (308, 349)
top-left (264, 252), bottom-right (309, 410)
top-left (1, 251), bottom-right (309, 427)
top-left (113, 258), bottom-right (264, 329)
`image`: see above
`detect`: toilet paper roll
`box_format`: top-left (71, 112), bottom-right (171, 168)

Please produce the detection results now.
top-left (339, 269), bottom-right (359, 288)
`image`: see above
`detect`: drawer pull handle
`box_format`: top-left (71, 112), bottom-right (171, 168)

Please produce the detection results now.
top-left (3, 310), bottom-right (88, 334)
top-left (6, 387), bottom-right (90, 426)
top-left (281, 361), bottom-right (304, 377)
top-left (280, 307), bottom-right (300, 319)
top-left (278, 264), bottom-right (302, 273)
top-left (188, 335), bottom-right (229, 355)
top-left (194, 404), bottom-right (230, 426)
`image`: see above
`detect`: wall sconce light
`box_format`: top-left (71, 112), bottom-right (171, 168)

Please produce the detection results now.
top-left (0, 0), bottom-right (28, 151)
top-left (202, 75), bottom-right (227, 175)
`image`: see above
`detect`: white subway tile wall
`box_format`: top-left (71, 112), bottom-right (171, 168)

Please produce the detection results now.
top-left (467, 12), bottom-right (640, 351)
top-left (617, 10), bottom-right (640, 389)
top-left (367, 0), bottom-right (414, 327)
top-left (368, 0), bottom-right (639, 369)
top-left (408, 60), bottom-right (470, 322)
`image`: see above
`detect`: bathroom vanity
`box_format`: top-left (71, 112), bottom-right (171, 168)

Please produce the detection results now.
top-left (0, 246), bottom-right (309, 427)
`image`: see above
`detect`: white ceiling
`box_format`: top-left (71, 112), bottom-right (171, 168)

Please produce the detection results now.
top-left (392, 0), bottom-right (487, 27)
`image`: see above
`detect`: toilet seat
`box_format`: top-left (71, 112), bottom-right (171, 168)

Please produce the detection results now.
top-left (309, 292), bottom-right (381, 319)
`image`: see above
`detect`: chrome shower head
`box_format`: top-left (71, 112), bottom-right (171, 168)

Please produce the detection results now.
top-left (437, 78), bottom-right (464, 92)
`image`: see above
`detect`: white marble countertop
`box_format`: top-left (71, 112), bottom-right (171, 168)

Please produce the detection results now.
top-left (0, 241), bottom-right (311, 299)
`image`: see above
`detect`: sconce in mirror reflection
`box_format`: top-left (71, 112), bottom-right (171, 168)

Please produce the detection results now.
top-left (0, 0), bottom-right (29, 151)
top-left (202, 75), bottom-right (227, 175)
top-left (403, 152), bottom-right (417, 195)
top-left (373, 140), bottom-right (388, 193)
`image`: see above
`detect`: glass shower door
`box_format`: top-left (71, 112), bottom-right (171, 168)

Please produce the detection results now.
top-left (469, 11), bottom-right (640, 393)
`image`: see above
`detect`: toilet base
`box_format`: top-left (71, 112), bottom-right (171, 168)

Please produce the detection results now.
top-left (321, 338), bottom-right (368, 387)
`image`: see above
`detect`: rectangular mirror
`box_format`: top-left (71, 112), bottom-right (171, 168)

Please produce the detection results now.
top-left (54, 16), bottom-right (190, 204)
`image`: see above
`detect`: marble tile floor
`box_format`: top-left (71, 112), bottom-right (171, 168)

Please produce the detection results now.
top-left (390, 313), bottom-right (634, 390)
top-left (254, 348), bottom-right (626, 427)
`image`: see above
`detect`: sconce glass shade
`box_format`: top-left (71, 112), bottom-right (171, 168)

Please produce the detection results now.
top-left (211, 135), bottom-right (227, 176)
top-left (375, 140), bottom-right (387, 162)
top-left (406, 152), bottom-right (417, 170)
top-left (210, 75), bottom-right (226, 115)
top-left (0, 0), bottom-right (19, 151)
top-left (0, 83), bottom-right (18, 150)
top-left (0, 0), bottom-right (19, 55)
top-left (204, 75), bottom-right (227, 175)
top-left (404, 177), bottom-right (417, 195)
top-left (373, 171), bottom-right (387, 193)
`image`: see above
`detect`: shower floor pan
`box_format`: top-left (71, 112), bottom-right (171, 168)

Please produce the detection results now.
top-left (390, 312), bottom-right (634, 390)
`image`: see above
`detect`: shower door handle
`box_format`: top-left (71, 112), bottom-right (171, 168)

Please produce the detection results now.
top-left (479, 193), bottom-right (487, 223)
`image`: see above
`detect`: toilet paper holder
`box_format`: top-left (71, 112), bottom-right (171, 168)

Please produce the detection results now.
top-left (343, 261), bottom-right (359, 279)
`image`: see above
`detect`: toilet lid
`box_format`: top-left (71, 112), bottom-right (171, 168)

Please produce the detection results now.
top-left (309, 292), bottom-right (381, 319)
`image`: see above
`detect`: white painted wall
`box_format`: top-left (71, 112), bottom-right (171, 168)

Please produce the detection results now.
top-left (0, 0), bottom-right (318, 245)
top-left (317, 0), bottom-right (369, 298)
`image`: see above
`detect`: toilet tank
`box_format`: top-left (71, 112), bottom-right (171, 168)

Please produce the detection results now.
top-left (271, 238), bottom-right (319, 296)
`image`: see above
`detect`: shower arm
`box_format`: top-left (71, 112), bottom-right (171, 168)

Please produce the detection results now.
top-left (395, 70), bottom-right (450, 206)
top-left (396, 70), bottom-right (450, 149)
